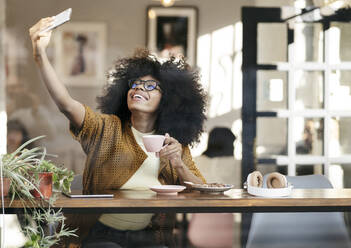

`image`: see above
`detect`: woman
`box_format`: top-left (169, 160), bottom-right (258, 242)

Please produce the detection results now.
top-left (29, 18), bottom-right (206, 247)
top-left (195, 127), bottom-right (238, 185)
top-left (7, 119), bottom-right (32, 153)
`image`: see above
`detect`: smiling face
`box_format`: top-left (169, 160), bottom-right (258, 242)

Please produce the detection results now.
top-left (127, 75), bottom-right (162, 116)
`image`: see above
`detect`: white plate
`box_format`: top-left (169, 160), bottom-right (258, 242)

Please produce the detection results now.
top-left (247, 184), bottom-right (293, 197)
top-left (191, 184), bottom-right (234, 193)
top-left (150, 185), bottom-right (186, 195)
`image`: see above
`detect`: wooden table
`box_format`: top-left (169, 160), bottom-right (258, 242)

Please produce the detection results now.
top-left (4, 188), bottom-right (351, 214)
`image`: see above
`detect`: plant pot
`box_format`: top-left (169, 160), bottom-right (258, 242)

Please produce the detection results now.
top-left (31, 172), bottom-right (53, 199)
top-left (0, 177), bottom-right (10, 197)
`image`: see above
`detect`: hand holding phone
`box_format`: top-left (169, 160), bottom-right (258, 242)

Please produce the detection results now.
top-left (40, 8), bottom-right (72, 34)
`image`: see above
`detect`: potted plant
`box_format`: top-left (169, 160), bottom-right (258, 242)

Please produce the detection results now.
top-left (1, 136), bottom-right (77, 247)
top-left (1, 136), bottom-right (44, 203)
top-left (30, 169), bottom-right (53, 199)
top-left (30, 159), bottom-right (74, 199)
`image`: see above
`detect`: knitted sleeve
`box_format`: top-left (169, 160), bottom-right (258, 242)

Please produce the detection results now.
top-left (69, 105), bottom-right (121, 154)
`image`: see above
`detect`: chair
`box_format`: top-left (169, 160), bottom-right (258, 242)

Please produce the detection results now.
top-left (187, 213), bottom-right (234, 248)
top-left (246, 175), bottom-right (351, 248)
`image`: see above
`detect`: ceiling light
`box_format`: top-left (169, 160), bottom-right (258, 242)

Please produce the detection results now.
top-left (152, 0), bottom-right (182, 7)
top-left (161, 0), bottom-right (175, 7)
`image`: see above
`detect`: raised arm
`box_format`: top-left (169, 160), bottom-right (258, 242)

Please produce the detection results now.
top-left (29, 17), bottom-right (85, 129)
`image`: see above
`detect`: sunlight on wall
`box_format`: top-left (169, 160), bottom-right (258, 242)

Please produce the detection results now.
top-left (197, 34), bottom-right (211, 92)
top-left (191, 132), bottom-right (209, 157)
top-left (209, 25), bottom-right (234, 117)
top-left (232, 22), bottom-right (243, 110)
top-left (192, 23), bottom-right (243, 158)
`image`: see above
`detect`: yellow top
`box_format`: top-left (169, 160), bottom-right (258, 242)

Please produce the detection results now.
top-left (99, 127), bottom-right (161, 230)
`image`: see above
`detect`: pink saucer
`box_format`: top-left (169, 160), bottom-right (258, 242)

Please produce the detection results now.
top-left (150, 185), bottom-right (186, 195)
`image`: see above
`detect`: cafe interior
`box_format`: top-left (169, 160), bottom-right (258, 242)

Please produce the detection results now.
top-left (2, 0), bottom-right (351, 247)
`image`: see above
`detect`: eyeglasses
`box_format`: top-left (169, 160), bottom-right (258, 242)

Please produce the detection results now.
top-left (128, 79), bottom-right (161, 92)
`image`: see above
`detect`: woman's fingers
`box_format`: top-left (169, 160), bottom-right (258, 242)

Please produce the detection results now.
top-left (159, 133), bottom-right (183, 160)
top-left (160, 146), bottom-right (180, 157)
top-left (39, 18), bottom-right (54, 33)
top-left (164, 134), bottom-right (179, 146)
top-left (29, 18), bottom-right (54, 60)
top-left (29, 18), bottom-right (49, 35)
top-left (29, 17), bottom-right (54, 38)
top-left (159, 134), bottom-right (183, 167)
top-left (160, 142), bottom-right (181, 156)
top-left (164, 133), bottom-right (171, 145)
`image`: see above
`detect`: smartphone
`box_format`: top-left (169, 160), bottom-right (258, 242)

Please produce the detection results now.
top-left (41, 8), bottom-right (72, 33)
top-left (62, 190), bottom-right (114, 198)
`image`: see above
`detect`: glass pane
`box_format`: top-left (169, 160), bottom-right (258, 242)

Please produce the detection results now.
top-left (257, 118), bottom-right (287, 156)
top-left (257, 23), bottom-right (287, 63)
top-left (330, 117), bottom-right (351, 156)
top-left (256, 164), bottom-right (280, 176)
top-left (330, 22), bottom-right (351, 62)
top-left (294, 23), bottom-right (323, 62)
top-left (257, 70), bottom-right (287, 111)
top-left (295, 117), bottom-right (323, 156)
top-left (330, 70), bottom-right (351, 110)
top-left (295, 71), bottom-right (324, 110)
top-left (296, 164), bottom-right (323, 175)
top-left (275, 165), bottom-right (288, 176)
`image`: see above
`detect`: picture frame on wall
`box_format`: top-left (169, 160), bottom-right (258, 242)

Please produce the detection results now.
top-left (53, 22), bottom-right (106, 86)
top-left (147, 6), bottom-right (198, 66)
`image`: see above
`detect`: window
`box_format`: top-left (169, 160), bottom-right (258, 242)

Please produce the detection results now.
top-left (242, 7), bottom-right (351, 181)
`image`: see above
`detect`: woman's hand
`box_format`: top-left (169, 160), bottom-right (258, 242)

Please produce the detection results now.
top-left (159, 134), bottom-right (203, 184)
top-left (159, 133), bottom-right (184, 168)
top-left (29, 17), bottom-right (54, 62)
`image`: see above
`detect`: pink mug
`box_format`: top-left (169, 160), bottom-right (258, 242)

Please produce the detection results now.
top-left (142, 135), bottom-right (167, 157)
